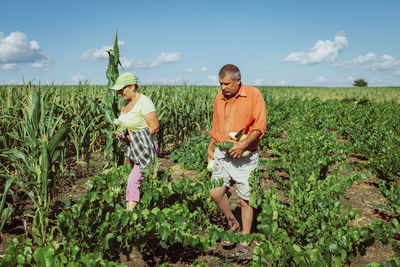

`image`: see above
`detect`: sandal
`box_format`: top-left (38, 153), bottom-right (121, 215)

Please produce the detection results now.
top-left (222, 225), bottom-right (241, 247)
top-left (232, 244), bottom-right (251, 257)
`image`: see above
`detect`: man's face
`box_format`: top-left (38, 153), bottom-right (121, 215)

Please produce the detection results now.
top-left (219, 75), bottom-right (241, 99)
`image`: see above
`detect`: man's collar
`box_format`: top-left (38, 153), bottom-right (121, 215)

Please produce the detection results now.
top-left (237, 83), bottom-right (247, 97)
top-left (220, 83), bottom-right (247, 100)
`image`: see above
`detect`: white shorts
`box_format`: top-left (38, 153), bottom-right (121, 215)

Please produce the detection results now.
top-left (211, 148), bottom-right (259, 201)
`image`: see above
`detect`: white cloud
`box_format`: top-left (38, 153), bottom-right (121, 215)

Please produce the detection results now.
top-left (0, 63), bottom-right (18, 70)
top-left (208, 75), bottom-right (218, 83)
top-left (29, 40), bottom-right (40, 50)
top-left (7, 79), bottom-right (22, 85)
top-left (77, 41), bottom-right (125, 62)
top-left (254, 79), bottom-right (264, 85)
top-left (143, 77), bottom-right (187, 85)
top-left (335, 52), bottom-right (399, 71)
top-left (283, 32), bottom-right (348, 65)
top-left (394, 70), bottom-right (400, 76)
top-left (123, 52), bottom-right (181, 70)
top-left (346, 76), bottom-right (354, 82)
top-left (31, 56), bottom-right (53, 71)
top-left (313, 76), bottom-right (328, 83)
top-left (148, 52), bottom-right (181, 68)
top-left (185, 68), bottom-right (194, 73)
top-left (120, 57), bottom-right (134, 68)
top-left (71, 75), bottom-right (85, 84)
top-left (278, 80), bottom-right (289, 86)
top-left (201, 67), bottom-right (208, 72)
top-left (77, 46), bottom-right (111, 61)
top-left (0, 31), bottom-right (52, 70)
top-left (78, 42), bottom-right (181, 70)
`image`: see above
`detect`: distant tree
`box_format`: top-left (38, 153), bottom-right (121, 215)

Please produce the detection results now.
top-left (353, 78), bottom-right (368, 87)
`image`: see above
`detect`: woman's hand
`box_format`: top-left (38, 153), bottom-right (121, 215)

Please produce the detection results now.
top-left (115, 131), bottom-right (129, 142)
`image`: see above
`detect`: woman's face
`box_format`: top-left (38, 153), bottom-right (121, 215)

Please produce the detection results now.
top-left (118, 84), bottom-right (136, 100)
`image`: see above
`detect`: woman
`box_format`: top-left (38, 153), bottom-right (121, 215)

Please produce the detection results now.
top-left (110, 72), bottom-right (159, 210)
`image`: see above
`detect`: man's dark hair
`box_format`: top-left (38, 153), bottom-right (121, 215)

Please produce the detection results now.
top-left (219, 64), bottom-right (241, 80)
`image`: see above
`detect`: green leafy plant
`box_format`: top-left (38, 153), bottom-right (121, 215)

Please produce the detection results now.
top-left (10, 85), bottom-right (73, 246)
top-left (0, 176), bottom-right (15, 244)
top-left (104, 32), bottom-right (126, 167)
top-left (170, 136), bottom-right (210, 171)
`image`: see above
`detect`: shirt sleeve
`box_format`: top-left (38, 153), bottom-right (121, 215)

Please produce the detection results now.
top-left (209, 95), bottom-right (219, 141)
top-left (140, 95), bottom-right (156, 115)
top-left (250, 90), bottom-right (267, 139)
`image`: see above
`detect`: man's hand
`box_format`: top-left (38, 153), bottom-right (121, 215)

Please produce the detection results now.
top-left (207, 148), bottom-right (215, 162)
top-left (228, 140), bottom-right (247, 159)
top-left (207, 138), bottom-right (216, 162)
top-left (228, 130), bottom-right (262, 158)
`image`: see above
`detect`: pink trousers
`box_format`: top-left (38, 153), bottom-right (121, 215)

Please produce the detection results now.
top-left (125, 144), bottom-right (158, 202)
top-left (125, 159), bottom-right (143, 202)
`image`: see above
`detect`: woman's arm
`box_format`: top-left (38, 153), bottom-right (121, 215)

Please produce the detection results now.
top-left (144, 111), bottom-right (159, 135)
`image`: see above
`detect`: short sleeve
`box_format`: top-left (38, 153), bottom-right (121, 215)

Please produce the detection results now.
top-left (140, 95), bottom-right (156, 115)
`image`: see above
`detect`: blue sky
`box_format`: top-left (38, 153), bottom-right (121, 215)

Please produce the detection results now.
top-left (1, 0), bottom-right (399, 86)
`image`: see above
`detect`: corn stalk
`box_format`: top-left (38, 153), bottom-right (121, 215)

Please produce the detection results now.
top-left (105, 32), bottom-right (125, 166)
top-left (0, 175), bottom-right (15, 244)
top-left (9, 85), bottom-right (73, 245)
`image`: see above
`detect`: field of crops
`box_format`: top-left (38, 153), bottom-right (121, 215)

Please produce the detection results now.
top-left (1, 83), bottom-right (400, 266)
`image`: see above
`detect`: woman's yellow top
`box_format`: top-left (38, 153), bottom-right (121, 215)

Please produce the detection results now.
top-left (117, 94), bottom-right (156, 132)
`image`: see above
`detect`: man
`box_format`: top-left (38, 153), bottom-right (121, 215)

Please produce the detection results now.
top-left (207, 64), bottom-right (267, 253)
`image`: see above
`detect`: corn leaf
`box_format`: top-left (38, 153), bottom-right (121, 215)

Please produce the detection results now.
top-left (48, 122), bottom-right (71, 162)
top-left (29, 86), bottom-right (41, 134)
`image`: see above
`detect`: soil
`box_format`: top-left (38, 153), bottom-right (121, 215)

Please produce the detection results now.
top-left (1, 152), bottom-right (398, 266)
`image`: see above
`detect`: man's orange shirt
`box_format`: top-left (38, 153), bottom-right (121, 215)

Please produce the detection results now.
top-left (209, 83), bottom-right (267, 151)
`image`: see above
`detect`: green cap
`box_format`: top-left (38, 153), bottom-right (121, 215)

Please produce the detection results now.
top-left (110, 72), bottom-right (138, 90)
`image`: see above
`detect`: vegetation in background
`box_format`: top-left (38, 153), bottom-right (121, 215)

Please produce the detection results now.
top-left (353, 78), bottom-right (368, 87)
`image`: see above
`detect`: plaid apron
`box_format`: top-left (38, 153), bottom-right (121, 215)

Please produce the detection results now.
top-left (125, 128), bottom-right (156, 172)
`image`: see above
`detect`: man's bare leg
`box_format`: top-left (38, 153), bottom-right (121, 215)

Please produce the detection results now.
top-left (210, 186), bottom-right (240, 230)
top-left (240, 198), bottom-right (253, 246)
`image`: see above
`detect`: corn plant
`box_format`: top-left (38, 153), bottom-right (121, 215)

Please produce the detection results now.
top-left (6, 85), bottom-right (73, 245)
top-left (0, 145), bottom-right (35, 243)
top-left (69, 97), bottom-right (105, 169)
top-left (104, 33), bottom-right (125, 166)
top-left (142, 85), bottom-right (215, 152)
top-left (0, 176), bottom-right (15, 244)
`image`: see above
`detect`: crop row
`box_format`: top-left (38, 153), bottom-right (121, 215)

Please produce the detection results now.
top-left (1, 84), bottom-right (400, 265)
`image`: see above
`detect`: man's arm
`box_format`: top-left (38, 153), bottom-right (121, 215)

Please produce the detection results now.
top-left (228, 130), bottom-right (262, 159)
top-left (207, 137), bottom-right (217, 161)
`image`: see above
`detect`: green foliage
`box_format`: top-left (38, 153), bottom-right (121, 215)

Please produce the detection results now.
top-left (106, 32), bottom-right (122, 89)
top-left (170, 136), bottom-right (210, 171)
top-left (1, 85), bottom-right (74, 246)
top-left (0, 235), bottom-right (126, 266)
top-left (0, 176), bottom-right (15, 241)
top-left (56, 163), bottom-right (229, 261)
top-left (105, 32), bottom-right (125, 167)
top-left (1, 82), bottom-right (400, 265)
top-left (215, 141), bottom-right (234, 151)
top-left (353, 78), bottom-right (368, 87)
